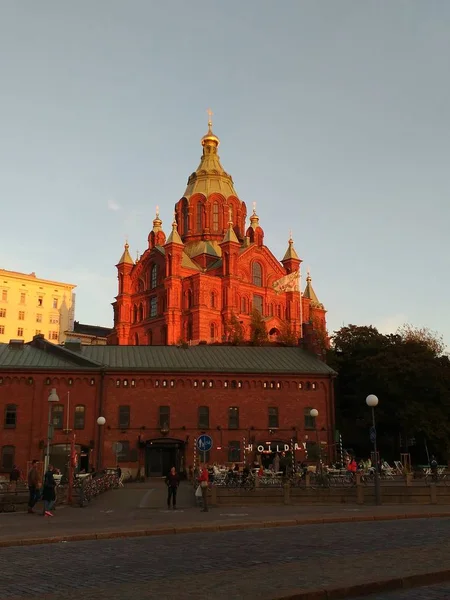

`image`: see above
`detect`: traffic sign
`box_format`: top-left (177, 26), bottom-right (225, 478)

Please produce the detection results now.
top-left (369, 427), bottom-right (376, 444)
top-left (197, 435), bottom-right (213, 452)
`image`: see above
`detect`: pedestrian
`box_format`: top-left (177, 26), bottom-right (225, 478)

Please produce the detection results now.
top-left (199, 463), bottom-right (209, 512)
top-left (165, 466), bottom-right (180, 510)
top-left (42, 464), bottom-right (57, 517)
top-left (9, 465), bottom-right (21, 493)
top-left (27, 460), bottom-right (41, 514)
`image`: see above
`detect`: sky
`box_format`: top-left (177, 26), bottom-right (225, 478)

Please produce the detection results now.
top-left (0, 1), bottom-right (449, 346)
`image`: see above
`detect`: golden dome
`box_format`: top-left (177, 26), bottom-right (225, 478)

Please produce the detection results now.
top-left (201, 109), bottom-right (220, 147)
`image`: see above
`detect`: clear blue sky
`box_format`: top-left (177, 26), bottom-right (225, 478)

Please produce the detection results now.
top-left (1, 1), bottom-right (449, 346)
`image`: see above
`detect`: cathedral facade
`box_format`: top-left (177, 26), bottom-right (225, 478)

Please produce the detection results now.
top-left (108, 118), bottom-right (326, 346)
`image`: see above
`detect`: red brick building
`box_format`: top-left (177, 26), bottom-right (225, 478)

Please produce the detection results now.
top-left (0, 336), bottom-right (335, 477)
top-left (108, 116), bottom-right (326, 346)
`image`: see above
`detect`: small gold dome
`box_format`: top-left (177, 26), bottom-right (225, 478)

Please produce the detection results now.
top-left (201, 109), bottom-right (220, 147)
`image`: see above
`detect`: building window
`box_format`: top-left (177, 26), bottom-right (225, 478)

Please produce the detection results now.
top-left (37, 296), bottom-right (43, 307)
top-left (253, 295), bottom-right (263, 315)
top-left (196, 202), bottom-right (202, 232)
top-left (210, 291), bottom-right (216, 308)
top-left (119, 405), bottom-right (130, 429)
top-left (18, 311), bottom-right (25, 320)
top-left (0, 308), bottom-right (6, 318)
top-left (36, 314), bottom-right (42, 323)
top-left (49, 316), bottom-right (59, 324)
top-left (228, 407), bottom-right (239, 429)
top-left (17, 328), bottom-right (24, 337)
top-left (268, 407), bottom-right (279, 429)
top-left (117, 441), bottom-right (130, 462)
top-left (52, 405), bottom-right (64, 429)
top-left (159, 406), bottom-right (170, 429)
top-left (198, 406), bottom-right (210, 429)
top-left (151, 264), bottom-right (158, 289)
top-left (240, 297), bottom-right (247, 314)
top-left (212, 202), bottom-right (219, 231)
top-left (49, 331), bottom-right (58, 340)
top-left (4, 404), bottom-right (17, 429)
top-left (304, 407), bottom-right (316, 429)
top-left (228, 441), bottom-right (241, 463)
top-left (210, 323), bottom-right (216, 341)
top-left (52, 298), bottom-right (58, 309)
top-left (182, 205), bottom-right (189, 234)
top-left (150, 296), bottom-right (157, 318)
top-left (1, 445), bottom-right (14, 471)
top-left (0, 325), bottom-right (4, 335)
top-left (1, 290), bottom-right (7, 301)
top-left (20, 292), bottom-right (26, 304)
top-left (74, 406), bottom-right (85, 429)
top-left (252, 262), bottom-right (262, 287)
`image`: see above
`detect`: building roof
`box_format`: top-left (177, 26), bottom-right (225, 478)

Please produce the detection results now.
top-left (0, 268), bottom-right (76, 289)
top-left (117, 242), bottom-right (134, 265)
top-left (72, 321), bottom-right (113, 338)
top-left (303, 272), bottom-right (324, 309)
top-left (0, 338), bottom-right (336, 375)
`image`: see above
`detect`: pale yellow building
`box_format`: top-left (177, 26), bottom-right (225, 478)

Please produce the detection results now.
top-left (0, 269), bottom-right (76, 344)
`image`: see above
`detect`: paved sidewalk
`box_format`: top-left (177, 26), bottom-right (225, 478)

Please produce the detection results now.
top-left (1, 481), bottom-right (450, 547)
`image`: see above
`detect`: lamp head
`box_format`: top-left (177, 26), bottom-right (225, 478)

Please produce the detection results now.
top-left (48, 388), bottom-right (59, 403)
top-left (310, 408), bottom-right (319, 418)
top-left (366, 394), bottom-right (379, 408)
top-left (97, 416), bottom-right (106, 426)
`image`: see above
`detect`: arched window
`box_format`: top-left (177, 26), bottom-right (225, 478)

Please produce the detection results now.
top-left (210, 322), bottom-right (216, 341)
top-left (52, 405), bottom-right (63, 430)
top-left (74, 405), bottom-right (85, 430)
top-left (1, 445), bottom-right (14, 471)
top-left (182, 205), bottom-right (189, 234)
top-left (138, 303), bottom-right (144, 321)
top-left (252, 262), bottom-right (262, 287)
top-left (198, 406), bottom-right (210, 429)
top-left (210, 291), bottom-right (216, 308)
top-left (151, 264), bottom-right (158, 289)
top-left (304, 407), bottom-right (316, 429)
top-left (147, 330), bottom-right (153, 345)
top-left (133, 305), bottom-right (138, 323)
top-left (212, 202), bottom-right (219, 231)
top-left (135, 333), bottom-right (139, 346)
top-left (240, 296), bottom-right (247, 314)
top-left (138, 279), bottom-right (144, 292)
top-left (4, 404), bottom-right (16, 428)
top-left (229, 203), bottom-right (234, 221)
top-left (196, 202), bottom-right (203, 232)
top-left (187, 289), bottom-right (193, 309)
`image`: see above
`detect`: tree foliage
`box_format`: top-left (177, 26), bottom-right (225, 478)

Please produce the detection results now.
top-left (250, 309), bottom-right (267, 346)
top-left (396, 323), bottom-right (446, 357)
top-left (225, 312), bottom-right (244, 345)
top-left (278, 320), bottom-right (298, 346)
top-left (329, 324), bottom-right (450, 462)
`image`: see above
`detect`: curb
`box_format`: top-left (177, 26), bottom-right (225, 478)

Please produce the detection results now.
top-left (272, 568), bottom-right (450, 599)
top-left (1, 511), bottom-right (450, 549)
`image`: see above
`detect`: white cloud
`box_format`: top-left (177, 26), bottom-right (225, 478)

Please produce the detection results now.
top-left (107, 199), bottom-right (121, 212)
top-left (376, 314), bottom-right (408, 335)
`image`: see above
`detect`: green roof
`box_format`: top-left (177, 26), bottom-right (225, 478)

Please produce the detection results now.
top-left (0, 340), bottom-right (335, 375)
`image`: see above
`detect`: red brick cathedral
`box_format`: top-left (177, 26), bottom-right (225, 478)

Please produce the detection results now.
top-left (109, 116), bottom-right (326, 346)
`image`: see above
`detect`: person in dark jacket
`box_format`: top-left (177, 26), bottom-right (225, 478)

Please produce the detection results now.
top-left (165, 467), bottom-right (180, 510)
top-left (42, 465), bottom-right (57, 517)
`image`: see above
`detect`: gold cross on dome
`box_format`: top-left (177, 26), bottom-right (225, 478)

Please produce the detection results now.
top-left (207, 108), bottom-right (213, 128)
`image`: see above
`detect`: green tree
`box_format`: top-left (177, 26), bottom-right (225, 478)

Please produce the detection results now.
top-left (397, 323), bottom-right (446, 357)
top-left (250, 309), bottom-right (267, 346)
top-left (278, 320), bottom-right (298, 346)
top-left (225, 312), bottom-right (244, 345)
top-left (329, 324), bottom-right (450, 463)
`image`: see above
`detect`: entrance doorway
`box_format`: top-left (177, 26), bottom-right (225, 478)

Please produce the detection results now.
top-left (145, 439), bottom-right (185, 477)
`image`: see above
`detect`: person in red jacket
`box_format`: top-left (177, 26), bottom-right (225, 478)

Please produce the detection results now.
top-left (199, 464), bottom-right (209, 512)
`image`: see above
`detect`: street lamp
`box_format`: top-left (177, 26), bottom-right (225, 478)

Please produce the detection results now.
top-left (309, 409), bottom-right (321, 474)
top-left (366, 394), bottom-right (381, 506)
top-left (45, 388), bottom-right (59, 472)
top-left (96, 416), bottom-right (106, 471)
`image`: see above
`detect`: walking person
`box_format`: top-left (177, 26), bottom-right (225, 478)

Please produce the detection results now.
top-left (199, 464), bottom-right (209, 512)
top-left (165, 466), bottom-right (180, 510)
top-left (27, 460), bottom-right (41, 514)
top-left (42, 464), bottom-right (57, 517)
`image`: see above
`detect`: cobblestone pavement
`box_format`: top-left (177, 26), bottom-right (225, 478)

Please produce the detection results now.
top-left (0, 518), bottom-right (449, 599)
top-left (352, 582), bottom-right (450, 599)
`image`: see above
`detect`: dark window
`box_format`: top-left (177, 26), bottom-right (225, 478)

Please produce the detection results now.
top-left (159, 406), bottom-right (170, 429)
top-left (198, 406), bottom-right (210, 429)
top-left (52, 405), bottom-right (63, 429)
top-left (228, 407), bottom-right (239, 429)
top-left (304, 407), bottom-right (316, 429)
top-left (210, 292), bottom-right (216, 308)
top-left (182, 205), bottom-right (189, 234)
top-left (212, 202), bottom-right (219, 231)
top-left (74, 405), bottom-right (85, 430)
top-left (1, 445), bottom-right (14, 471)
top-left (252, 262), bottom-right (262, 286)
top-left (253, 294), bottom-right (263, 314)
top-left (151, 264), bottom-right (158, 289)
top-left (119, 405), bottom-right (130, 429)
top-left (241, 296), bottom-right (247, 314)
top-left (196, 202), bottom-right (202, 232)
top-left (268, 407), bottom-right (279, 428)
top-left (210, 323), bottom-right (216, 340)
top-left (150, 296), bottom-right (157, 318)
top-left (228, 441), bottom-right (241, 462)
top-left (116, 441), bottom-right (130, 462)
top-left (4, 404), bottom-right (16, 429)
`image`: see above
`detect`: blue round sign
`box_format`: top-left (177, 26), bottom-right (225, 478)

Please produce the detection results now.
top-left (197, 434), bottom-right (213, 452)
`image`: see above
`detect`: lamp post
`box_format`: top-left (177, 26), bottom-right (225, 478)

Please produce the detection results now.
top-left (366, 394), bottom-right (381, 506)
top-left (45, 389), bottom-right (59, 472)
top-left (309, 409), bottom-right (321, 474)
top-left (96, 416), bottom-right (106, 472)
